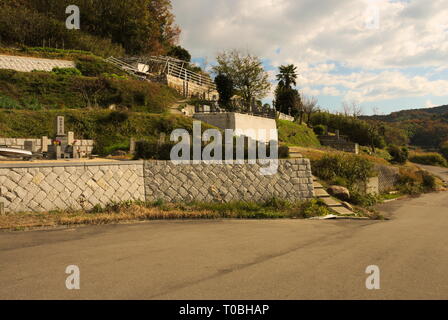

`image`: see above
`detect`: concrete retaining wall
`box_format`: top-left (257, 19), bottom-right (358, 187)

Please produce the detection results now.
top-left (166, 75), bottom-right (219, 100)
top-left (193, 112), bottom-right (278, 143)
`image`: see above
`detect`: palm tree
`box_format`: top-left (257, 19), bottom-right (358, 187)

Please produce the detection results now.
top-left (276, 64), bottom-right (298, 89)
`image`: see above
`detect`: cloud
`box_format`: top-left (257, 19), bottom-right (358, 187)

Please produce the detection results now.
top-left (172, 0), bottom-right (448, 107)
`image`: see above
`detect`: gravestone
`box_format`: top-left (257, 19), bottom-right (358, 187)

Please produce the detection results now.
top-left (56, 116), bottom-right (65, 136)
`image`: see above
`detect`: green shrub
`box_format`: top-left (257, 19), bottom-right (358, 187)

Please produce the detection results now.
top-left (397, 168), bottom-right (437, 195)
top-left (312, 153), bottom-right (376, 187)
top-left (388, 145), bottom-right (409, 164)
top-left (299, 199), bottom-right (332, 218)
top-left (313, 124), bottom-right (326, 136)
top-left (134, 141), bottom-right (174, 160)
top-left (75, 56), bottom-right (126, 77)
top-left (409, 153), bottom-right (447, 167)
top-left (0, 94), bottom-right (22, 109)
top-left (440, 142), bottom-right (448, 161)
top-left (350, 191), bottom-right (380, 207)
top-left (278, 145), bottom-right (290, 159)
top-left (52, 67), bottom-right (82, 76)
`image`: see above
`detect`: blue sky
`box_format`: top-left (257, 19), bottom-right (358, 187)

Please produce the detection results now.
top-left (173, 0), bottom-right (448, 115)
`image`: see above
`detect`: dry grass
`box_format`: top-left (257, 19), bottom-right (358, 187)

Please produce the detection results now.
top-left (0, 205), bottom-right (220, 231)
top-left (0, 199), bottom-right (332, 231)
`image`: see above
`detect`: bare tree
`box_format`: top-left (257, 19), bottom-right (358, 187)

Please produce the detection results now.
top-left (351, 101), bottom-right (363, 118)
top-left (302, 95), bottom-right (318, 126)
top-left (342, 100), bottom-right (363, 117)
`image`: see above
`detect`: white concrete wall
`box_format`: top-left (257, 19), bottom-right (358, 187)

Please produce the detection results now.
top-left (193, 113), bottom-right (278, 143)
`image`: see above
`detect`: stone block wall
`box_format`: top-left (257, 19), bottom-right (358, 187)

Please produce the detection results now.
top-left (319, 136), bottom-right (359, 154)
top-left (0, 137), bottom-right (94, 155)
top-left (0, 162), bottom-right (145, 213)
top-left (144, 159), bottom-right (314, 203)
top-left (0, 55), bottom-right (75, 73)
top-left (0, 158), bottom-right (315, 213)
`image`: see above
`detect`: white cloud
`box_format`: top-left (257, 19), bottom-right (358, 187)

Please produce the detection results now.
top-left (172, 0), bottom-right (448, 105)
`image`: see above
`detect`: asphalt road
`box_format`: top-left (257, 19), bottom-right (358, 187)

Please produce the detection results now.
top-left (0, 190), bottom-right (447, 300)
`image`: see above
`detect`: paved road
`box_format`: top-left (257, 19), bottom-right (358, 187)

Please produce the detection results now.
top-left (0, 191), bottom-right (447, 300)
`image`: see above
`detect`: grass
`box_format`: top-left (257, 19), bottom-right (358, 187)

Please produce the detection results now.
top-left (0, 199), bottom-right (333, 231)
top-left (409, 151), bottom-right (448, 167)
top-left (277, 120), bottom-right (321, 148)
top-left (0, 69), bottom-right (179, 111)
top-left (0, 109), bottom-right (217, 156)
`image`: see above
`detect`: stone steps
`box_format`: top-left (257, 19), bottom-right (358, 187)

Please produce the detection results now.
top-left (288, 147), bottom-right (303, 159)
top-left (312, 176), bottom-right (356, 216)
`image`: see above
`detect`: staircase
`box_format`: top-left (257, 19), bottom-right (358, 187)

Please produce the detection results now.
top-left (312, 176), bottom-right (355, 216)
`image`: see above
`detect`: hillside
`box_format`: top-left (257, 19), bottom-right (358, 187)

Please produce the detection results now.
top-left (276, 120), bottom-right (321, 148)
top-left (0, 109), bottom-right (215, 156)
top-left (0, 0), bottom-right (180, 57)
top-left (364, 104), bottom-right (448, 122)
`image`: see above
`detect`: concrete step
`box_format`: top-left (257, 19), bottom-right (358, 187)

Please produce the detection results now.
top-left (330, 206), bottom-right (354, 216)
top-left (322, 197), bottom-right (344, 207)
top-left (289, 153), bottom-right (303, 158)
top-left (313, 182), bottom-right (324, 189)
top-left (314, 189), bottom-right (330, 198)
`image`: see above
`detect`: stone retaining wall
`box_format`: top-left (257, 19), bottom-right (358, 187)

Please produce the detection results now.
top-left (0, 161), bottom-right (145, 213)
top-left (0, 55), bottom-right (75, 73)
top-left (0, 158), bottom-right (315, 213)
top-left (144, 159), bottom-right (314, 203)
top-left (0, 137), bottom-right (94, 155)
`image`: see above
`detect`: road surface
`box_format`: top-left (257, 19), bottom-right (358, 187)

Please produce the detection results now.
top-left (0, 191), bottom-right (447, 300)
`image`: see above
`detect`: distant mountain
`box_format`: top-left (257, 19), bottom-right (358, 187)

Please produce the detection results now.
top-left (363, 104), bottom-right (448, 122)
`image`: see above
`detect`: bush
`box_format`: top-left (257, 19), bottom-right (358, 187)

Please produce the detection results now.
top-left (299, 199), bottom-right (332, 218)
top-left (52, 67), bottom-right (82, 76)
top-left (278, 145), bottom-right (290, 159)
top-left (397, 168), bottom-right (438, 194)
top-left (350, 191), bottom-right (380, 207)
top-left (388, 145), bottom-right (409, 164)
top-left (312, 153), bottom-right (376, 188)
top-left (409, 153), bottom-right (448, 167)
top-left (313, 124), bottom-right (326, 136)
top-left (75, 56), bottom-right (127, 77)
top-left (134, 141), bottom-right (174, 160)
top-left (440, 141), bottom-right (448, 161)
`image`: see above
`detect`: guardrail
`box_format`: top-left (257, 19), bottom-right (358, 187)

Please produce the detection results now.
top-left (106, 56), bottom-right (216, 90)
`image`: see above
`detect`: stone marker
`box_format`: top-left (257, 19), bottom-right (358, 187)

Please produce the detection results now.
top-left (67, 131), bottom-right (75, 145)
top-left (56, 116), bottom-right (65, 136)
top-left (0, 202), bottom-right (4, 216)
top-left (130, 138), bottom-right (136, 154)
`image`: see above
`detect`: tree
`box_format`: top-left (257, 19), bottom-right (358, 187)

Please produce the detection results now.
top-left (302, 95), bottom-right (318, 125)
top-left (342, 100), bottom-right (363, 118)
top-left (276, 64), bottom-right (298, 89)
top-left (274, 64), bottom-right (303, 119)
top-left (4, 0), bottom-right (181, 55)
top-left (167, 45), bottom-right (191, 62)
top-left (214, 74), bottom-right (234, 110)
top-left (274, 87), bottom-right (303, 119)
top-left (212, 50), bottom-right (271, 108)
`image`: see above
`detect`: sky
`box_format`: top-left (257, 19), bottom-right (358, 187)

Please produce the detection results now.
top-left (172, 0), bottom-right (448, 115)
